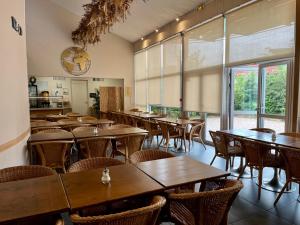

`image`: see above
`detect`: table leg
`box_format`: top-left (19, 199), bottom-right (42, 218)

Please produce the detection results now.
top-left (27, 141), bottom-right (33, 164)
top-left (171, 127), bottom-right (186, 153)
top-left (230, 157), bottom-right (257, 179)
top-left (259, 168), bottom-right (295, 193)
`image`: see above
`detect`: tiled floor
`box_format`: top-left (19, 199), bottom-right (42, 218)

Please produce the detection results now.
top-left (64, 139), bottom-right (300, 225)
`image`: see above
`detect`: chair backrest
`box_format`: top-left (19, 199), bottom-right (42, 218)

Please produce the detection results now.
top-left (239, 138), bottom-right (266, 166)
top-left (0, 165), bottom-right (55, 183)
top-left (168, 179), bottom-right (243, 225)
top-left (190, 122), bottom-right (205, 138)
top-left (250, 128), bottom-right (275, 134)
top-left (77, 137), bottom-right (111, 158)
top-left (279, 132), bottom-right (300, 138)
top-left (129, 108), bottom-right (140, 112)
top-left (70, 195), bottom-right (166, 225)
top-left (120, 134), bottom-right (147, 158)
top-left (279, 147), bottom-right (300, 180)
top-left (157, 122), bottom-right (170, 139)
top-left (130, 149), bottom-right (175, 164)
top-left (209, 131), bottom-right (228, 156)
top-left (68, 157), bottom-right (123, 173)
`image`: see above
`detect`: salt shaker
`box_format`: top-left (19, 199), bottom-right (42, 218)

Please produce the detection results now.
top-left (101, 167), bottom-right (111, 184)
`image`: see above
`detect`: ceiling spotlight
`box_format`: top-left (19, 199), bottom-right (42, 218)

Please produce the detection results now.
top-left (155, 29), bottom-right (159, 33)
top-left (141, 37), bottom-right (144, 40)
top-left (197, 4), bottom-right (204, 11)
top-left (176, 17), bottom-right (180, 22)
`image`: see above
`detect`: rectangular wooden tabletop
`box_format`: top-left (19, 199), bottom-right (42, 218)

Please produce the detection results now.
top-left (30, 121), bottom-right (60, 128)
top-left (72, 127), bottom-right (148, 139)
top-left (136, 156), bottom-right (230, 189)
top-left (28, 132), bottom-right (74, 143)
top-left (0, 175), bottom-right (69, 224)
top-left (219, 129), bottom-right (300, 149)
top-left (61, 164), bottom-right (163, 211)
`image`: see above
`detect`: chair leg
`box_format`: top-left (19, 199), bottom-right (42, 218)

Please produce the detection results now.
top-left (225, 159), bottom-right (229, 171)
top-left (231, 156), bottom-right (235, 168)
top-left (158, 138), bottom-right (164, 148)
top-left (238, 165), bottom-right (247, 180)
top-left (156, 135), bottom-right (159, 147)
top-left (210, 155), bottom-right (217, 166)
top-left (258, 168), bottom-right (263, 200)
top-left (274, 181), bottom-right (290, 205)
top-left (200, 137), bottom-right (206, 150)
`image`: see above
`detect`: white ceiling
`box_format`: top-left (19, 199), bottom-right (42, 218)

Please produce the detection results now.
top-left (50, 0), bottom-right (203, 42)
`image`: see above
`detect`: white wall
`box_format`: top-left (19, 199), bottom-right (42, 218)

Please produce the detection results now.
top-left (26, 0), bottom-right (134, 109)
top-left (0, 0), bottom-right (30, 168)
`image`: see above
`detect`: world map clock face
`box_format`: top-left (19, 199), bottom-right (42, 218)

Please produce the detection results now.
top-left (61, 47), bottom-right (91, 76)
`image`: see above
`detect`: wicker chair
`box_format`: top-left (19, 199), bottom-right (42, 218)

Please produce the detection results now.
top-left (274, 146), bottom-right (300, 205)
top-left (70, 195), bottom-right (166, 225)
top-left (238, 138), bottom-right (283, 200)
top-left (168, 179), bottom-right (243, 225)
top-left (157, 122), bottom-right (181, 151)
top-left (68, 157), bottom-right (124, 173)
top-left (115, 134), bottom-right (147, 160)
top-left (32, 129), bottom-right (74, 173)
top-left (183, 122), bottom-right (206, 151)
top-left (77, 137), bottom-right (112, 158)
top-left (209, 131), bottom-right (244, 171)
top-left (0, 165), bottom-right (55, 183)
top-left (143, 120), bottom-right (161, 147)
top-left (129, 149), bottom-right (175, 164)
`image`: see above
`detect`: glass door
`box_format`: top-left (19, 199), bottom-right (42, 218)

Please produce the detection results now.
top-left (230, 64), bottom-right (259, 130)
top-left (257, 61), bottom-right (290, 133)
top-left (229, 60), bottom-right (291, 132)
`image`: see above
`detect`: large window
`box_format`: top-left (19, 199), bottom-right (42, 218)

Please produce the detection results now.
top-left (134, 0), bottom-right (296, 141)
top-left (134, 51), bottom-right (147, 108)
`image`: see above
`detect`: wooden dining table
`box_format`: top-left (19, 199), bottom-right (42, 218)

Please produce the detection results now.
top-left (154, 118), bottom-right (201, 152)
top-left (0, 175), bottom-right (69, 224)
top-left (112, 111), bottom-right (164, 119)
top-left (219, 129), bottom-right (300, 192)
top-left (72, 127), bottom-right (148, 139)
top-left (136, 156), bottom-right (230, 189)
top-left (60, 164), bottom-right (163, 211)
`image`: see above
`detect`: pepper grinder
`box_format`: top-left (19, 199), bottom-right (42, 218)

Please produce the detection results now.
top-left (101, 167), bottom-right (111, 184)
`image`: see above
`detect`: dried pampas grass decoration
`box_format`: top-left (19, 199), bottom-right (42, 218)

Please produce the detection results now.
top-left (72, 0), bottom-right (145, 46)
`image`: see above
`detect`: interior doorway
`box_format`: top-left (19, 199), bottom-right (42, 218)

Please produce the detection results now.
top-left (71, 80), bottom-right (88, 115)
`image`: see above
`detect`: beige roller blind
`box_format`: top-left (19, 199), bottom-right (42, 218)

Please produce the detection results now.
top-left (134, 51), bottom-right (147, 106)
top-left (162, 36), bottom-right (181, 108)
top-left (226, 0), bottom-right (296, 67)
top-left (183, 17), bottom-right (224, 113)
top-left (147, 45), bottom-right (161, 105)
